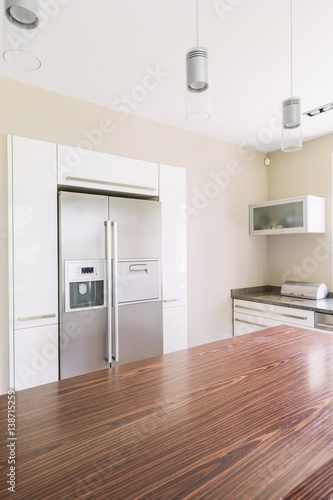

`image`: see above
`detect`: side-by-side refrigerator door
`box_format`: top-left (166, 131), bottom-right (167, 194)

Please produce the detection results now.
top-left (58, 191), bottom-right (110, 379)
top-left (109, 197), bottom-right (162, 259)
top-left (108, 197), bottom-right (163, 366)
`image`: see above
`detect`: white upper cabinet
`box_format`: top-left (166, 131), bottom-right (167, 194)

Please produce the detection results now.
top-left (250, 196), bottom-right (326, 235)
top-left (159, 164), bottom-right (187, 301)
top-left (57, 145), bottom-right (159, 197)
top-left (11, 136), bottom-right (58, 330)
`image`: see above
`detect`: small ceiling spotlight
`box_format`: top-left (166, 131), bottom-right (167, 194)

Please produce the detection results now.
top-left (3, 0), bottom-right (41, 70)
top-left (303, 102), bottom-right (333, 118)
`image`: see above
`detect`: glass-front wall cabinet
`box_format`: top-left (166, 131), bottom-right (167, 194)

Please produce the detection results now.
top-left (250, 196), bottom-right (325, 235)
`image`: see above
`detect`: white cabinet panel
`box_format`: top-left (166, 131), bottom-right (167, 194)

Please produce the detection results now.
top-left (163, 303), bottom-right (187, 354)
top-left (160, 164), bottom-right (187, 354)
top-left (159, 164), bottom-right (187, 301)
top-left (58, 145), bottom-right (159, 196)
top-left (14, 325), bottom-right (58, 390)
top-left (12, 136), bottom-right (58, 330)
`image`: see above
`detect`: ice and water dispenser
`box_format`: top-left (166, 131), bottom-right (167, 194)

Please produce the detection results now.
top-left (65, 258), bottom-right (160, 312)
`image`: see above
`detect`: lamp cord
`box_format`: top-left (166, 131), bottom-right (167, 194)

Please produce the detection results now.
top-left (196, 0), bottom-right (199, 46)
top-left (290, 0), bottom-right (293, 96)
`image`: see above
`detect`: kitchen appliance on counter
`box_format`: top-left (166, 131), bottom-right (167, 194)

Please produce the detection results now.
top-left (281, 280), bottom-right (328, 300)
top-left (58, 191), bottom-right (162, 380)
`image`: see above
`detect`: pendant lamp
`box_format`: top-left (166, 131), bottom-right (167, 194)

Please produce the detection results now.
top-left (3, 0), bottom-right (41, 71)
top-left (281, 0), bottom-right (302, 152)
top-left (186, 0), bottom-right (210, 121)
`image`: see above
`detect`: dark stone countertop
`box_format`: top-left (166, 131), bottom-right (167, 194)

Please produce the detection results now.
top-left (231, 285), bottom-right (333, 315)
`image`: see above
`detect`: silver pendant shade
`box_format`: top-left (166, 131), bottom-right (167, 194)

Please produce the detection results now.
top-left (186, 47), bottom-right (208, 93)
top-left (186, 1), bottom-right (210, 122)
top-left (3, 0), bottom-right (41, 71)
top-left (281, 0), bottom-right (302, 152)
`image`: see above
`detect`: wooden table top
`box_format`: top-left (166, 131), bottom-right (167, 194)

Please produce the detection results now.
top-left (1, 325), bottom-right (333, 499)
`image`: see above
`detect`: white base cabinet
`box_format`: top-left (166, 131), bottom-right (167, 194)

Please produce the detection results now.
top-left (163, 302), bottom-right (187, 354)
top-left (14, 325), bottom-right (58, 391)
top-left (233, 299), bottom-right (314, 336)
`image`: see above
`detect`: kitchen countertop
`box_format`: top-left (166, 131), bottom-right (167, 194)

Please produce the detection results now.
top-left (1, 325), bottom-right (333, 499)
top-left (231, 285), bottom-right (333, 314)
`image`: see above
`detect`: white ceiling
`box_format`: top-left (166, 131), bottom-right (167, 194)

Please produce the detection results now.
top-left (1, 0), bottom-right (333, 152)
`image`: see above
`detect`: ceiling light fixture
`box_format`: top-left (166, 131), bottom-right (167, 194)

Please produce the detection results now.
top-left (3, 0), bottom-right (41, 71)
top-left (303, 101), bottom-right (333, 117)
top-left (186, 0), bottom-right (210, 122)
top-left (281, 0), bottom-right (302, 152)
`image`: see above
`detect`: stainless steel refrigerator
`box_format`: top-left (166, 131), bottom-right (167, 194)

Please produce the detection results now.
top-left (58, 191), bottom-right (163, 380)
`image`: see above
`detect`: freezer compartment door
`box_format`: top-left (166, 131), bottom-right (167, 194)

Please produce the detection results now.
top-left (117, 259), bottom-right (161, 304)
top-left (112, 300), bottom-right (163, 366)
top-left (60, 308), bottom-right (109, 379)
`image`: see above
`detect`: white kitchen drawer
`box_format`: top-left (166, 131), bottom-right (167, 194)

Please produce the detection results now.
top-left (233, 312), bottom-right (294, 336)
top-left (58, 145), bottom-right (159, 197)
top-left (233, 299), bottom-right (314, 328)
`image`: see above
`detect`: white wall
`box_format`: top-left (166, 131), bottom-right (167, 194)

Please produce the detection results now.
top-left (0, 76), bottom-right (268, 393)
top-left (268, 135), bottom-right (333, 289)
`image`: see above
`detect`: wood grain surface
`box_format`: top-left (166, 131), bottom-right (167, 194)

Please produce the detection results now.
top-left (0, 325), bottom-right (333, 499)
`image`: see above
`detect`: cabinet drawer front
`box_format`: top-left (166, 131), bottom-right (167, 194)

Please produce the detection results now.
top-left (234, 299), bottom-right (314, 327)
top-left (58, 145), bottom-right (158, 196)
top-left (233, 312), bottom-right (284, 336)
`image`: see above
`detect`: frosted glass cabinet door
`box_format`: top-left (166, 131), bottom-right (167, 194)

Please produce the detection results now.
top-left (249, 196), bottom-right (325, 234)
top-left (12, 136), bottom-right (58, 330)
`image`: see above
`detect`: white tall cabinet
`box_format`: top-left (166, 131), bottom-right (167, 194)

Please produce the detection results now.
top-left (159, 164), bottom-right (187, 353)
top-left (8, 136), bottom-right (58, 390)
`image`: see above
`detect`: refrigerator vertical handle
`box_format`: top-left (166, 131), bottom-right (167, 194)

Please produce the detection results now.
top-left (112, 221), bottom-right (119, 362)
top-left (105, 221), bottom-right (113, 364)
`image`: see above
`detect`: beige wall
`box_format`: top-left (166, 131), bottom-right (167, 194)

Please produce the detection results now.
top-left (0, 76), bottom-right (268, 394)
top-left (268, 135), bottom-right (333, 288)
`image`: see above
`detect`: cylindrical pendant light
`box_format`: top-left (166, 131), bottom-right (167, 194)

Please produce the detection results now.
top-left (186, 0), bottom-right (210, 122)
top-left (3, 0), bottom-right (41, 71)
top-left (281, 0), bottom-right (302, 152)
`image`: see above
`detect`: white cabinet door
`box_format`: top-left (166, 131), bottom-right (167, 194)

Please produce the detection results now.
top-left (58, 145), bottom-right (159, 197)
top-left (14, 325), bottom-right (58, 390)
top-left (163, 303), bottom-right (187, 354)
top-left (160, 164), bottom-right (187, 354)
top-left (159, 164), bottom-right (187, 301)
top-left (12, 136), bottom-right (58, 330)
